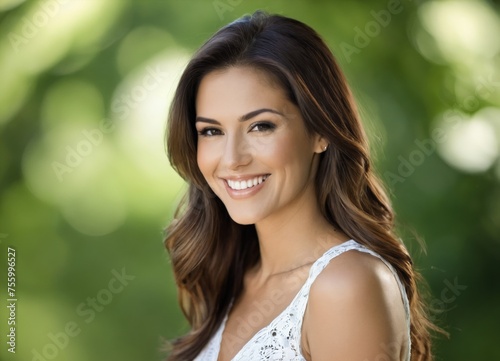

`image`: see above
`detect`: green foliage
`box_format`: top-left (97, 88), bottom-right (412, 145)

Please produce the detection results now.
top-left (0, 0), bottom-right (499, 360)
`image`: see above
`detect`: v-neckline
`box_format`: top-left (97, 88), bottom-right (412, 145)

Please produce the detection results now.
top-left (215, 239), bottom-right (356, 361)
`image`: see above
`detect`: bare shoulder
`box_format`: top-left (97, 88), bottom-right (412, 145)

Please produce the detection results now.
top-left (310, 249), bottom-right (397, 299)
top-left (301, 249), bottom-right (408, 361)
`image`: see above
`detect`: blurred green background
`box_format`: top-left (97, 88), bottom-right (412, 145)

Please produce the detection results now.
top-left (0, 0), bottom-right (499, 360)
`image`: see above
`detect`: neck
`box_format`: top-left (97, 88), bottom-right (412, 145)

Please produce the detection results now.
top-left (253, 184), bottom-right (347, 282)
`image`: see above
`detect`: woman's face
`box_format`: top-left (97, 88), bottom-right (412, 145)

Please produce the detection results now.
top-left (195, 66), bottom-right (325, 225)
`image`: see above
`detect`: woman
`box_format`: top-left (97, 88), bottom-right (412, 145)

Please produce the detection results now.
top-left (165, 11), bottom-right (440, 361)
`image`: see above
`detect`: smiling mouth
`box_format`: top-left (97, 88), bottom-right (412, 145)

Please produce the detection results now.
top-left (225, 174), bottom-right (270, 190)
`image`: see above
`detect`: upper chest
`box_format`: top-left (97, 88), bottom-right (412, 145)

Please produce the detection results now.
top-left (216, 269), bottom-right (311, 361)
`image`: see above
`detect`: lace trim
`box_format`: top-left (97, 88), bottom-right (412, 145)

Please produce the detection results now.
top-left (194, 240), bottom-right (411, 361)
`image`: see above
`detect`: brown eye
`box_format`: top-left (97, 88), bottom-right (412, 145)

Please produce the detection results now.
top-left (198, 128), bottom-right (223, 136)
top-left (250, 122), bottom-right (276, 132)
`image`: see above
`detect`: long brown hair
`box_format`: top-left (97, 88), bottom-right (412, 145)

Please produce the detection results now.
top-left (165, 11), bottom-right (441, 360)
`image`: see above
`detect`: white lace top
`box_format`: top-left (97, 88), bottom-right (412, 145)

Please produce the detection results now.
top-left (194, 239), bottom-right (411, 361)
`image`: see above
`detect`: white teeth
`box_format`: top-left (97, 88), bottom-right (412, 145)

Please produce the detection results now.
top-left (227, 175), bottom-right (268, 190)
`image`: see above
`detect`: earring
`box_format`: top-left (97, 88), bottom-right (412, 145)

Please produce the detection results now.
top-left (323, 145), bottom-right (328, 151)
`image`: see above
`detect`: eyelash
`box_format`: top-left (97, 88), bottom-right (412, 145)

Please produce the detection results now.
top-left (197, 122), bottom-right (276, 137)
top-left (197, 128), bottom-right (222, 137)
top-left (250, 121), bottom-right (276, 132)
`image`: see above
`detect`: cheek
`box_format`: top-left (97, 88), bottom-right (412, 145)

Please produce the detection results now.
top-left (196, 144), bottom-right (210, 178)
top-left (260, 131), bottom-right (311, 169)
top-left (196, 142), bottom-right (215, 179)
top-left (264, 141), bottom-right (291, 167)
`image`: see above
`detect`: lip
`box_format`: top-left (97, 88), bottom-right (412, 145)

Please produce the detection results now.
top-left (220, 174), bottom-right (270, 199)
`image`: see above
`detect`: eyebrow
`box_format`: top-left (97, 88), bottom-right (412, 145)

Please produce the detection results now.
top-left (195, 108), bottom-right (284, 125)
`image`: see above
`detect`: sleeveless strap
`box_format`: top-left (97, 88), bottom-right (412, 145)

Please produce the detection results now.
top-left (194, 240), bottom-right (411, 361)
top-left (290, 240), bottom-right (411, 360)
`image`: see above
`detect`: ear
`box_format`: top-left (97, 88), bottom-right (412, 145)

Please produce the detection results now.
top-left (313, 134), bottom-right (329, 154)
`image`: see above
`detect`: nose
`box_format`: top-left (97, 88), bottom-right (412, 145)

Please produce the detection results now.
top-left (222, 133), bottom-right (252, 170)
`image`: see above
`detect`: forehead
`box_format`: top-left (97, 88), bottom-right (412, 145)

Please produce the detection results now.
top-left (195, 66), bottom-right (290, 117)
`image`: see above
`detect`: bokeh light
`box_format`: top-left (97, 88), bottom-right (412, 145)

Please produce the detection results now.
top-left (416, 1), bottom-right (500, 64)
top-left (436, 107), bottom-right (499, 173)
top-left (1, 1), bottom-right (499, 360)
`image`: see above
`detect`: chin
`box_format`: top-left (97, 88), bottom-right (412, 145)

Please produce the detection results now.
top-left (226, 209), bottom-right (264, 225)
